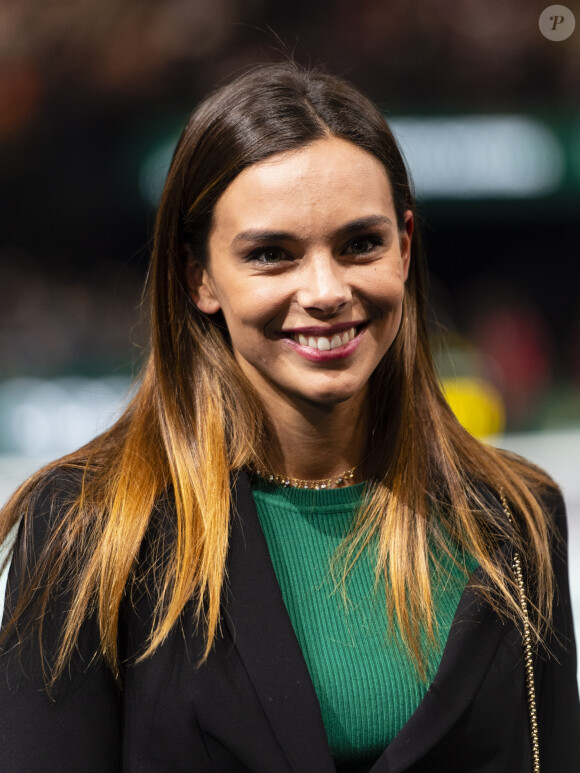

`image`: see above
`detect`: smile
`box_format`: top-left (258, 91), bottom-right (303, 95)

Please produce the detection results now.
top-left (292, 327), bottom-right (357, 351)
top-left (281, 323), bottom-right (368, 362)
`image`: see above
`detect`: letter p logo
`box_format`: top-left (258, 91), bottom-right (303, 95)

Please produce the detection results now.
top-left (539, 5), bottom-right (576, 40)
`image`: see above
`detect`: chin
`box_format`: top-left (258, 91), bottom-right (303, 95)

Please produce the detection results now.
top-left (294, 379), bottom-right (367, 408)
top-left (304, 393), bottom-right (353, 407)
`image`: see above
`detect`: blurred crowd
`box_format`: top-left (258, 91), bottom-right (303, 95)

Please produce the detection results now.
top-left (1, 0), bottom-right (579, 121)
top-left (1, 0), bottom-right (579, 437)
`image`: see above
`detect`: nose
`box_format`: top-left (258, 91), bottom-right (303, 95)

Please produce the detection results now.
top-left (295, 253), bottom-right (351, 314)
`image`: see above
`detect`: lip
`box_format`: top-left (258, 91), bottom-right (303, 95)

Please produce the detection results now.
top-left (282, 323), bottom-right (368, 362)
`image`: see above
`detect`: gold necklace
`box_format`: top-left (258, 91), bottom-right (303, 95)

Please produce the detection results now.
top-left (251, 465), bottom-right (357, 490)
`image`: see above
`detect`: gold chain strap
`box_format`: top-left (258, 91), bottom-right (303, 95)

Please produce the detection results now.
top-left (500, 492), bottom-right (541, 772)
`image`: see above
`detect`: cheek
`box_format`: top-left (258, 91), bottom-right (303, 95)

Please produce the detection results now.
top-left (220, 282), bottom-right (289, 334)
top-left (367, 274), bottom-right (406, 312)
top-left (218, 293), bottom-right (279, 346)
top-left (367, 281), bottom-right (406, 345)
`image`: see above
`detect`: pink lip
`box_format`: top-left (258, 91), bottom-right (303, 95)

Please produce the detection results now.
top-left (280, 320), bottom-right (367, 336)
top-left (282, 324), bottom-right (367, 362)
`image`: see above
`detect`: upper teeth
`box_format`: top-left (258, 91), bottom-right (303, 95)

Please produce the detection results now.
top-left (295, 327), bottom-right (357, 351)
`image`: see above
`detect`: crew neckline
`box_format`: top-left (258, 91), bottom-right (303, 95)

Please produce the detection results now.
top-left (250, 476), bottom-right (368, 508)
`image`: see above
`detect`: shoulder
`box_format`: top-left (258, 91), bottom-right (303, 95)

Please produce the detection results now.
top-left (496, 443), bottom-right (558, 483)
top-left (468, 446), bottom-right (567, 575)
top-left (10, 465), bottom-right (87, 561)
top-left (2, 463), bottom-right (108, 636)
top-left (491, 446), bottom-right (564, 521)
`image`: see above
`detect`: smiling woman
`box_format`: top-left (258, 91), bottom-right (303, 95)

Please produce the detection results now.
top-left (186, 137), bottom-right (412, 465)
top-left (0, 62), bottom-right (579, 772)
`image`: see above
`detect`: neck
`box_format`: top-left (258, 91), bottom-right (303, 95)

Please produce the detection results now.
top-left (260, 392), bottom-right (369, 485)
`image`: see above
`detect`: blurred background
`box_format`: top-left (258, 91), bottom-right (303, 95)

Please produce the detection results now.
top-left (1, 0), bottom-right (579, 664)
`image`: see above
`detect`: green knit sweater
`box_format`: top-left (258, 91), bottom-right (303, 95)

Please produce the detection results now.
top-left (252, 479), bottom-right (478, 771)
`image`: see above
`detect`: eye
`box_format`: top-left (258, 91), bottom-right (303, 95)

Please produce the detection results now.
top-left (246, 247), bottom-right (291, 265)
top-left (343, 234), bottom-right (384, 256)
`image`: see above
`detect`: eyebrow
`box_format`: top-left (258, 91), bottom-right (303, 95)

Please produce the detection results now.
top-left (230, 214), bottom-right (395, 249)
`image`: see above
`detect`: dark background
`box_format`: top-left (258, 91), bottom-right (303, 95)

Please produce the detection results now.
top-left (1, 0), bottom-right (579, 434)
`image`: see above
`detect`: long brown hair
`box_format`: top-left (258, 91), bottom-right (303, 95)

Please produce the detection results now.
top-left (0, 62), bottom-right (556, 682)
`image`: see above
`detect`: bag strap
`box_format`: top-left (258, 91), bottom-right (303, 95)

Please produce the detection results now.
top-left (500, 492), bottom-right (540, 772)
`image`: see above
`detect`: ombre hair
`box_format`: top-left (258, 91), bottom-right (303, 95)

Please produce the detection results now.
top-left (0, 62), bottom-right (556, 681)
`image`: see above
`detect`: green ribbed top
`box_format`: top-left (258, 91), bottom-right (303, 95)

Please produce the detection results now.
top-left (252, 479), bottom-right (478, 771)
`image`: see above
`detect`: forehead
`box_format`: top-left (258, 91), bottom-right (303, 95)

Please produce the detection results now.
top-left (210, 137), bottom-right (395, 237)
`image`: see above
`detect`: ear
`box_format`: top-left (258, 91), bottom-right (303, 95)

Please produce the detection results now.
top-left (184, 246), bottom-right (221, 314)
top-left (399, 210), bottom-right (413, 282)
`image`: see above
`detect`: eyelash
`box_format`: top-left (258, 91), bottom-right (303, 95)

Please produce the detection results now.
top-left (245, 233), bottom-right (385, 265)
top-left (343, 234), bottom-right (384, 255)
top-left (246, 248), bottom-right (289, 265)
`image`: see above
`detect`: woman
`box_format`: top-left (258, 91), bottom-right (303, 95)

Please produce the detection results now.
top-left (1, 62), bottom-right (579, 772)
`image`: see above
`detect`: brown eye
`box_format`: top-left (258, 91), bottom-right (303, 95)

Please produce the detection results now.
top-left (344, 235), bottom-right (383, 255)
top-left (247, 248), bottom-right (289, 265)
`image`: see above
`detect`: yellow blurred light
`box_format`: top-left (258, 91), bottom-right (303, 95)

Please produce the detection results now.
top-left (442, 376), bottom-right (505, 438)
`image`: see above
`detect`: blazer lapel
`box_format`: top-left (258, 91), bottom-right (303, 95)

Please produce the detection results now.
top-left (372, 563), bottom-right (515, 772)
top-left (224, 477), bottom-right (517, 773)
top-left (224, 471), bottom-right (336, 773)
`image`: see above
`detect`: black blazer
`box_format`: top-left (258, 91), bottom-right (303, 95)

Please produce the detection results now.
top-left (1, 470), bottom-right (579, 772)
